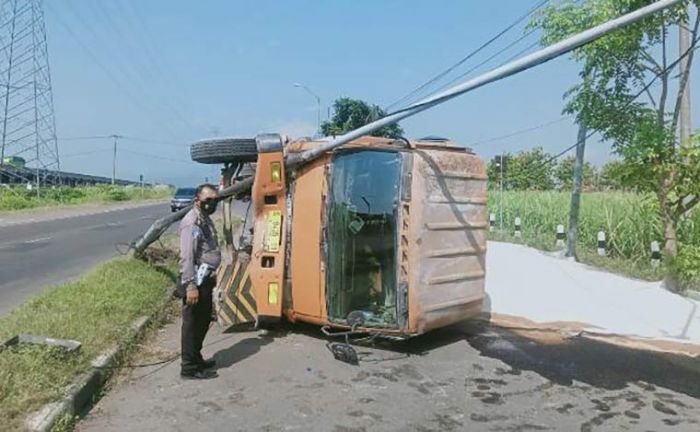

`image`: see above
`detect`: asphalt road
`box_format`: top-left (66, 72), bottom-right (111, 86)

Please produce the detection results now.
top-left (0, 202), bottom-right (171, 316)
top-left (79, 320), bottom-right (700, 432)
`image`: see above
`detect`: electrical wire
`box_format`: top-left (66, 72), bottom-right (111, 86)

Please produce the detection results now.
top-left (94, 323), bottom-right (263, 370)
top-left (497, 34), bottom-right (700, 186)
top-left (467, 116), bottom-right (572, 148)
top-left (58, 135), bottom-right (112, 141)
top-left (121, 135), bottom-right (188, 147)
top-left (119, 148), bottom-right (193, 164)
top-left (60, 147), bottom-right (113, 158)
top-left (416, 1), bottom-right (589, 102)
top-left (420, 32), bottom-right (541, 104)
top-left (115, 0), bottom-right (196, 116)
top-left (46, 2), bottom-right (183, 140)
top-left (87, 1), bottom-right (196, 130)
top-left (385, 0), bottom-right (551, 112)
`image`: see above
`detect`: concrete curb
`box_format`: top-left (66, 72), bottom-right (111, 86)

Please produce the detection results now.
top-left (25, 296), bottom-right (174, 432)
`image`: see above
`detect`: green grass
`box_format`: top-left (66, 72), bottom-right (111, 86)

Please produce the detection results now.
top-left (488, 190), bottom-right (700, 288)
top-left (0, 185), bottom-right (173, 211)
top-left (0, 258), bottom-right (176, 431)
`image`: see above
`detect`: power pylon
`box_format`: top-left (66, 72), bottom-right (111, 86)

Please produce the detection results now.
top-left (0, 0), bottom-right (60, 187)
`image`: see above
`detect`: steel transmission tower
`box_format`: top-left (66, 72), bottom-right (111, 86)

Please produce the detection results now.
top-left (0, 0), bottom-right (60, 187)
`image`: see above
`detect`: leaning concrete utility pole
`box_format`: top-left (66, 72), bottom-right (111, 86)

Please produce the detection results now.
top-left (566, 123), bottom-right (588, 259)
top-left (132, 0), bottom-right (684, 255)
top-left (679, 14), bottom-right (692, 147)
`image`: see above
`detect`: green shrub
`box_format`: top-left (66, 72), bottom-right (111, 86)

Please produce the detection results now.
top-left (40, 187), bottom-right (87, 203)
top-left (670, 244), bottom-right (700, 291)
top-left (105, 187), bottom-right (129, 201)
top-left (0, 193), bottom-right (36, 210)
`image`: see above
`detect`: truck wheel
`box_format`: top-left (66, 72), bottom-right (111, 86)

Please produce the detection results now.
top-left (190, 138), bottom-right (258, 164)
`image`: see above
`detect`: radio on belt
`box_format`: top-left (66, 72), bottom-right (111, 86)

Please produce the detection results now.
top-left (195, 263), bottom-right (214, 286)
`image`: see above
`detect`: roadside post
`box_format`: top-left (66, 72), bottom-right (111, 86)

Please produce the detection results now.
top-left (597, 231), bottom-right (607, 257)
top-left (514, 217), bottom-right (522, 238)
top-left (651, 241), bottom-right (661, 267)
top-left (489, 213), bottom-right (496, 232)
top-left (556, 224), bottom-right (566, 248)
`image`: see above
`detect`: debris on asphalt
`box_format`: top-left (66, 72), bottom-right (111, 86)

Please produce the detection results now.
top-left (0, 334), bottom-right (81, 354)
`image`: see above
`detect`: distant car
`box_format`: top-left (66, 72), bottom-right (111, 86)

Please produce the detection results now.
top-left (171, 187), bottom-right (196, 212)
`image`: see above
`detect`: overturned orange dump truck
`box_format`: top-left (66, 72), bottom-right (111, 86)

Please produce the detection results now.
top-left (193, 133), bottom-right (487, 338)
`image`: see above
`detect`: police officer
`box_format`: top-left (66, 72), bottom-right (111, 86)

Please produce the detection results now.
top-left (178, 183), bottom-right (221, 379)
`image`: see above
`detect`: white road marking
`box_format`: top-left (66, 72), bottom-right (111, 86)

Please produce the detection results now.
top-left (0, 236), bottom-right (53, 251)
top-left (24, 236), bottom-right (53, 244)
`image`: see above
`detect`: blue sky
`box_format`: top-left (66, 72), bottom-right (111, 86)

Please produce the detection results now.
top-left (45, 0), bottom-right (699, 186)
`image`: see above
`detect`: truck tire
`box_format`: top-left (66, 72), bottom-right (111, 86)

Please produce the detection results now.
top-left (190, 138), bottom-right (258, 164)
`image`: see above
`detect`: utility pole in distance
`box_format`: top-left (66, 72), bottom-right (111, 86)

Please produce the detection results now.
top-left (491, 154), bottom-right (507, 231)
top-left (566, 123), bottom-right (588, 259)
top-left (110, 134), bottom-right (122, 185)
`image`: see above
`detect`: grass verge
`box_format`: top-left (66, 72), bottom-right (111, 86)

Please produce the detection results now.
top-left (0, 185), bottom-right (173, 211)
top-left (0, 257), bottom-right (176, 431)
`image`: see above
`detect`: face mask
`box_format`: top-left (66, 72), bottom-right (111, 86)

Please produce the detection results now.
top-left (200, 198), bottom-right (218, 215)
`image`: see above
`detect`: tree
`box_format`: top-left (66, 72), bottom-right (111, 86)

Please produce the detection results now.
top-left (554, 155), bottom-right (597, 190)
top-left (321, 97), bottom-right (404, 138)
top-left (598, 159), bottom-right (635, 190)
top-left (486, 147), bottom-right (555, 190)
top-left (532, 1), bottom-right (700, 270)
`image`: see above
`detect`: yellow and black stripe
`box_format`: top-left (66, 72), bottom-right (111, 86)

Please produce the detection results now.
top-left (216, 260), bottom-right (257, 327)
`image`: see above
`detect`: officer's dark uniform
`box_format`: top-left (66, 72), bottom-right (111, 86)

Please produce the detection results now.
top-left (178, 206), bottom-right (221, 374)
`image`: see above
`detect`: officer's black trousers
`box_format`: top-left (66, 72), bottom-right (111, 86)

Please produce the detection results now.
top-left (181, 280), bottom-right (214, 373)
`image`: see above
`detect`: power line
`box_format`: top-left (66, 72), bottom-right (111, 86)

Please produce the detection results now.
top-left (462, 23), bottom-right (686, 151)
top-left (86, 1), bottom-right (195, 130)
top-left (115, 0), bottom-right (195, 112)
top-left (498, 34), bottom-right (700, 186)
top-left (119, 148), bottom-right (192, 164)
top-left (58, 135), bottom-right (112, 141)
top-left (385, 0), bottom-right (550, 111)
top-left (427, 2), bottom-right (592, 100)
top-left (121, 135), bottom-right (187, 147)
top-left (46, 2), bottom-right (183, 140)
top-left (428, 32), bottom-right (541, 101)
top-left (59, 135), bottom-right (186, 147)
top-left (468, 116), bottom-right (571, 147)
top-left (45, 5), bottom-right (151, 119)
top-left (61, 147), bottom-right (112, 158)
